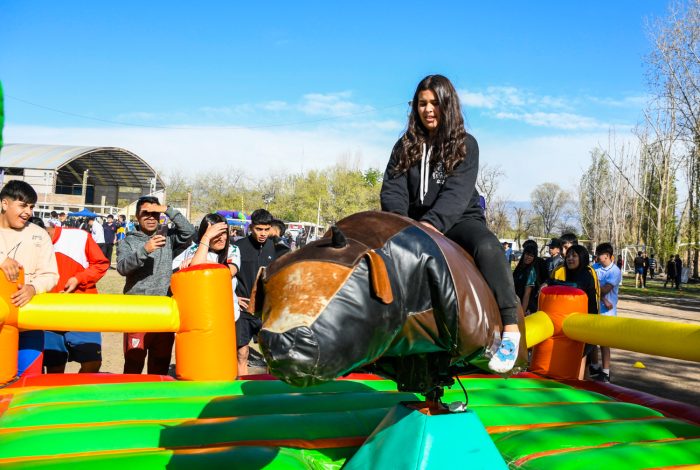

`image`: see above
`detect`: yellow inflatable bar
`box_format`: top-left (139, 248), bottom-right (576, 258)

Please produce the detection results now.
top-left (0, 264), bottom-right (237, 385)
top-left (524, 311), bottom-right (554, 348)
top-left (19, 294), bottom-right (180, 333)
top-left (563, 313), bottom-right (700, 363)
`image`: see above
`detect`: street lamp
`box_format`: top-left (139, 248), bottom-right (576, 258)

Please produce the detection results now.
top-left (263, 193), bottom-right (274, 210)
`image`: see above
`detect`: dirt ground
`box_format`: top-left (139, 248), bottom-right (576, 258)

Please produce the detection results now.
top-left (68, 271), bottom-right (699, 407)
top-left (604, 297), bottom-right (699, 406)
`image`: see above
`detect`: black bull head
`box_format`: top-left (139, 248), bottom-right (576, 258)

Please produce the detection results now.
top-left (252, 211), bottom-right (527, 393)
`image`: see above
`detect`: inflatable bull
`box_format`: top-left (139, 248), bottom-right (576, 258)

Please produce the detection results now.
top-left (253, 211), bottom-right (526, 394)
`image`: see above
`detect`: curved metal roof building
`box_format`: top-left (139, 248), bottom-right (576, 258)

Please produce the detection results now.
top-left (0, 143), bottom-right (165, 209)
top-left (0, 143), bottom-right (164, 189)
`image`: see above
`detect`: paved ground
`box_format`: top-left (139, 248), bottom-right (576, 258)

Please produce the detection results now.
top-left (68, 271), bottom-right (699, 407)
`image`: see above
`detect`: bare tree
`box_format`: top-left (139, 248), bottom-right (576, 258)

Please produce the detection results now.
top-left (579, 134), bottom-right (644, 252)
top-left (646, 0), bottom-right (700, 275)
top-left (487, 197), bottom-right (511, 238)
top-left (512, 207), bottom-right (534, 249)
top-left (476, 163), bottom-right (510, 235)
top-left (476, 163), bottom-right (504, 206)
top-left (530, 183), bottom-right (569, 237)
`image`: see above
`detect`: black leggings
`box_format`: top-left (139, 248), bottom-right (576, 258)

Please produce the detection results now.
top-left (445, 218), bottom-right (519, 325)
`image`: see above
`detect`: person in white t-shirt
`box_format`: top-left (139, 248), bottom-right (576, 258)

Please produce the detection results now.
top-left (591, 242), bottom-right (622, 383)
top-left (46, 210), bottom-right (62, 228)
top-left (88, 217), bottom-right (105, 254)
top-left (172, 213), bottom-right (241, 321)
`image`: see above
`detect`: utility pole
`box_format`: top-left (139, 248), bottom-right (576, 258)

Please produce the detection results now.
top-left (316, 197), bottom-right (321, 239)
top-left (81, 169), bottom-right (89, 206)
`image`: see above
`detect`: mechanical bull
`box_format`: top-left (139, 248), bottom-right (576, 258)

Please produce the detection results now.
top-left (252, 211), bottom-right (526, 394)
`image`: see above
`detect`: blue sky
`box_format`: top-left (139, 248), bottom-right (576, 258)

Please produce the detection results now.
top-left (1, 1), bottom-right (668, 200)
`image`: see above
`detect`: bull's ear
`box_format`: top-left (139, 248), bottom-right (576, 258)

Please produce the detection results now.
top-left (365, 251), bottom-right (393, 304)
top-left (249, 266), bottom-right (266, 315)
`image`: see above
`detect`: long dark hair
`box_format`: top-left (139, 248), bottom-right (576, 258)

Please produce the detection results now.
top-left (197, 213), bottom-right (229, 265)
top-left (566, 245), bottom-right (590, 275)
top-left (392, 74), bottom-right (468, 175)
top-left (514, 241), bottom-right (547, 289)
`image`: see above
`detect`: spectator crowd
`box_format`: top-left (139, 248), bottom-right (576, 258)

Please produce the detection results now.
top-left (1, 179), bottom-right (298, 378)
top-left (507, 232), bottom-right (688, 385)
top-left (0, 178), bottom-right (691, 385)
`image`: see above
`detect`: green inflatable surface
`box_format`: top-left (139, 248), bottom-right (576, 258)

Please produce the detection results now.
top-left (0, 376), bottom-right (698, 469)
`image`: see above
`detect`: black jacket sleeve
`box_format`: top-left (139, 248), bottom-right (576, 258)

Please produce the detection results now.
top-left (421, 134), bottom-right (480, 233)
top-left (584, 270), bottom-right (599, 314)
top-left (380, 141), bottom-right (409, 216)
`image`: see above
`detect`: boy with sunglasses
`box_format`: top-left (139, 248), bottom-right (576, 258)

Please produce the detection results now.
top-left (117, 196), bottom-right (194, 375)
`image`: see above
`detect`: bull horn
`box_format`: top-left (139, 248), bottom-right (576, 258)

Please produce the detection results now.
top-left (331, 226), bottom-right (348, 248)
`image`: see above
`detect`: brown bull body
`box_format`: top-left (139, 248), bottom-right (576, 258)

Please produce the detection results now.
top-left (255, 211), bottom-right (526, 394)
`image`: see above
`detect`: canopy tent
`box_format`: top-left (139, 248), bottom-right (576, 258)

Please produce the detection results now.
top-left (226, 218), bottom-right (248, 227)
top-left (68, 209), bottom-right (99, 218)
top-left (217, 210), bottom-right (250, 220)
top-left (216, 210), bottom-right (250, 228)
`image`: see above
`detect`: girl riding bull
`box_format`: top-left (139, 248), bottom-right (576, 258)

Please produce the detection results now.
top-left (380, 74), bottom-right (521, 373)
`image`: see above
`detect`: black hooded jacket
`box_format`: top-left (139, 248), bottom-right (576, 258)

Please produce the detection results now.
top-left (380, 134), bottom-right (483, 233)
top-left (234, 234), bottom-right (276, 301)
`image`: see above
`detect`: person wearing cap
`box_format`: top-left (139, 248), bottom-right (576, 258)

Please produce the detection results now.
top-left (546, 238), bottom-right (564, 276)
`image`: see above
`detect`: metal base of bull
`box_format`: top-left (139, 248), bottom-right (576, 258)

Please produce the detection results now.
top-left (361, 352), bottom-right (481, 397)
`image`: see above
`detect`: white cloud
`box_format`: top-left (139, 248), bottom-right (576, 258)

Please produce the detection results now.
top-left (4, 124), bottom-right (394, 180)
top-left (587, 95), bottom-right (650, 108)
top-left (493, 111), bottom-right (609, 130)
top-left (477, 129), bottom-right (638, 200)
top-left (113, 92), bottom-right (375, 125)
top-left (459, 86), bottom-right (570, 112)
top-left (4, 89), bottom-right (641, 202)
top-left (198, 104), bottom-right (255, 118)
top-left (260, 100), bottom-right (289, 112)
top-left (459, 91), bottom-right (496, 109)
top-left (298, 91), bottom-right (374, 116)
top-left (342, 119), bottom-right (404, 132)
top-left (114, 111), bottom-right (190, 122)
top-left (5, 123), bottom-right (639, 201)
top-left (458, 86), bottom-right (639, 131)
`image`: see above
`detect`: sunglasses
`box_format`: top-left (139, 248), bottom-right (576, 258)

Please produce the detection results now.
top-left (138, 211), bottom-right (160, 219)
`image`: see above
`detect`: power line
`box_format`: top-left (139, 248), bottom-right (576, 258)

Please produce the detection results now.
top-left (6, 94), bottom-right (405, 130)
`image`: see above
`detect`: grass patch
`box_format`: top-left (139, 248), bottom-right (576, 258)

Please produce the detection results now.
top-left (619, 274), bottom-right (700, 300)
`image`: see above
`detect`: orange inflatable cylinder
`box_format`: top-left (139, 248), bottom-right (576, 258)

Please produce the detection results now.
top-left (171, 264), bottom-right (237, 380)
top-left (0, 270), bottom-right (22, 385)
top-left (0, 316), bottom-right (18, 385)
top-left (530, 285), bottom-right (588, 380)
